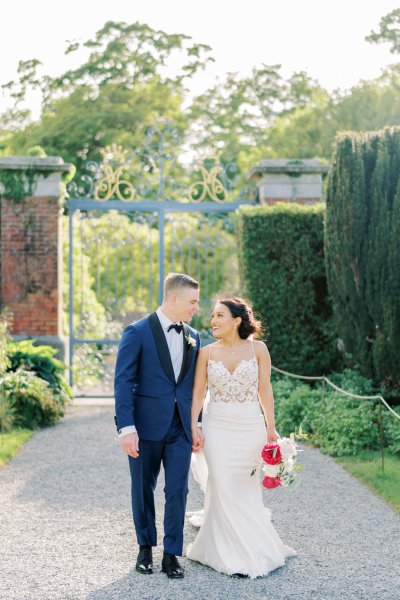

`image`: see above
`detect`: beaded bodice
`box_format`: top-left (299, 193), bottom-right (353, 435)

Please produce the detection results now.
top-left (207, 356), bottom-right (259, 403)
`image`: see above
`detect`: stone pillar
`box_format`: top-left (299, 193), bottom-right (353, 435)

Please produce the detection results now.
top-left (248, 159), bottom-right (329, 205)
top-left (0, 157), bottom-right (73, 360)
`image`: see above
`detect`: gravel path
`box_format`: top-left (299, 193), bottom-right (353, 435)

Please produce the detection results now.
top-left (1, 405), bottom-right (399, 600)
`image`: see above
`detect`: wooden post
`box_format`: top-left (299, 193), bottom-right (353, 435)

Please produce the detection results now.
top-left (379, 398), bottom-right (385, 473)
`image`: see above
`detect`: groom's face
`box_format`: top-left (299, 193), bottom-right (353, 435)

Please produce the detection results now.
top-left (173, 286), bottom-right (200, 323)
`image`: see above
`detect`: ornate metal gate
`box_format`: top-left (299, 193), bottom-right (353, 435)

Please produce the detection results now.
top-left (66, 128), bottom-right (255, 396)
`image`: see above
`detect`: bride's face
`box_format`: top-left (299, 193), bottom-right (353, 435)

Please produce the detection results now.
top-left (210, 303), bottom-right (240, 338)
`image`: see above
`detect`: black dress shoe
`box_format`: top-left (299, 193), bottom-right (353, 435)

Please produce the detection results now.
top-left (136, 545), bottom-right (153, 574)
top-left (161, 552), bottom-right (184, 579)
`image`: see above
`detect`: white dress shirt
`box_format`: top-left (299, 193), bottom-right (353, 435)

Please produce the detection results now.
top-left (156, 307), bottom-right (184, 381)
top-left (118, 308), bottom-right (186, 438)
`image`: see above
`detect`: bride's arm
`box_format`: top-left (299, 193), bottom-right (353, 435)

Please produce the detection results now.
top-left (191, 347), bottom-right (208, 452)
top-left (256, 342), bottom-right (279, 443)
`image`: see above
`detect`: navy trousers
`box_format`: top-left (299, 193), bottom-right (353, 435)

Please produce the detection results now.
top-left (128, 405), bottom-right (192, 556)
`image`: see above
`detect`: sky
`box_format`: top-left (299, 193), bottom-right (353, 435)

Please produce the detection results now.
top-left (1, 0), bottom-right (400, 117)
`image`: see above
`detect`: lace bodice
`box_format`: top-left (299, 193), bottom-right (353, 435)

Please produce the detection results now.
top-left (207, 354), bottom-right (259, 403)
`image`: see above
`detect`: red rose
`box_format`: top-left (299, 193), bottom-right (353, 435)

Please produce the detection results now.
top-left (261, 443), bottom-right (282, 465)
top-left (262, 476), bottom-right (282, 489)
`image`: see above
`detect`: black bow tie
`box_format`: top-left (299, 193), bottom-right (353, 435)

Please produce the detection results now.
top-left (167, 323), bottom-right (183, 334)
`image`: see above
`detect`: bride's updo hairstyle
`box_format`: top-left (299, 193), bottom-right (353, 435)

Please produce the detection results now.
top-left (218, 297), bottom-right (262, 340)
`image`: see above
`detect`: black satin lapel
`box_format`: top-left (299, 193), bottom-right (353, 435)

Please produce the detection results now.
top-left (148, 313), bottom-right (175, 383)
top-left (177, 324), bottom-right (193, 386)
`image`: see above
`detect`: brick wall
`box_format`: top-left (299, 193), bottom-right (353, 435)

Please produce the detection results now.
top-left (0, 195), bottom-right (60, 336)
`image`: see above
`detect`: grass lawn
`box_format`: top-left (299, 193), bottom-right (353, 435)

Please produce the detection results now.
top-left (337, 451), bottom-right (400, 514)
top-left (0, 428), bottom-right (33, 466)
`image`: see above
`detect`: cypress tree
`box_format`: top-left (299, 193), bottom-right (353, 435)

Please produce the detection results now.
top-left (325, 127), bottom-right (400, 388)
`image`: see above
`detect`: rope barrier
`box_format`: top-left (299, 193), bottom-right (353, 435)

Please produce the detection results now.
top-left (271, 366), bottom-right (400, 421)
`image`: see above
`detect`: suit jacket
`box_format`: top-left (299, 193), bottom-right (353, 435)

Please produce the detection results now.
top-left (114, 312), bottom-right (200, 441)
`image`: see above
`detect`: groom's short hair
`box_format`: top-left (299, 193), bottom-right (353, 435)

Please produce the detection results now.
top-left (164, 273), bottom-right (199, 299)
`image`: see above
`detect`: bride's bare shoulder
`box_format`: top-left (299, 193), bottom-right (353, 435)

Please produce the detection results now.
top-left (252, 340), bottom-right (270, 357)
top-left (199, 343), bottom-right (218, 357)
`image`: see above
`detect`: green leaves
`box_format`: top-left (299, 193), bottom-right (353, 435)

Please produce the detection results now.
top-left (3, 369), bottom-right (63, 430)
top-left (46, 21), bottom-right (214, 95)
top-left (237, 203), bottom-right (339, 375)
top-left (0, 311), bottom-right (70, 431)
top-left (325, 128), bottom-right (400, 389)
top-left (366, 9), bottom-right (400, 54)
top-left (8, 340), bottom-right (73, 406)
top-left (273, 369), bottom-right (392, 457)
top-left (0, 388), bottom-right (15, 438)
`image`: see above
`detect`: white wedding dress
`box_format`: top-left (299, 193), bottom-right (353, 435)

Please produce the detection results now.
top-left (186, 343), bottom-right (296, 578)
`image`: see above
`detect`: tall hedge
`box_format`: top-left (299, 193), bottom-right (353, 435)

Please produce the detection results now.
top-left (325, 128), bottom-right (400, 387)
top-left (237, 203), bottom-right (338, 375)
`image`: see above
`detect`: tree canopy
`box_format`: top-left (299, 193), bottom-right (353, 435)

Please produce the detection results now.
top-left (1, 12), bottom-right (400, 170)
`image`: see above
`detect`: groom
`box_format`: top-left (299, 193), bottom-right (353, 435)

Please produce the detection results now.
top-left (114, 273), bottom-right (203, 579)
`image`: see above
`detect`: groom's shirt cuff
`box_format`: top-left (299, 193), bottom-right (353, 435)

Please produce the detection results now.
top-left (197, 422), bottom-right (202, 428)
top-left (118, 425), bottom-right (137, 437)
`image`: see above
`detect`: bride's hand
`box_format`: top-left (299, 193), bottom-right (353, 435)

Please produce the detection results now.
top-left (192, 427), bottom-right (205, 453)
top-left (267, 427), bottom-right (279, 443)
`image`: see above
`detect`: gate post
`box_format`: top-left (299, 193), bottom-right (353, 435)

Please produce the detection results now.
top-left (0, 156), bottom-right (73, 360)
top-left (158, 207), bottom-right (165, 305)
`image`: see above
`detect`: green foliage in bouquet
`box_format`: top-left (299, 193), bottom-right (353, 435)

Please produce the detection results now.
top-left (237, 203), bottom-right (339, 375)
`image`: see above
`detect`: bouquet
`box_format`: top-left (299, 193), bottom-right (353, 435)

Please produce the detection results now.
top-left (252, 431), bottom-right (305, 490)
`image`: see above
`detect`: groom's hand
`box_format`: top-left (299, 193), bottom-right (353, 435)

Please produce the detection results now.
top-left (120, 432), bottom-right (139, 458)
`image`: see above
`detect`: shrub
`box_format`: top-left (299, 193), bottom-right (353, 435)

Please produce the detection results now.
top-left (3, 369), bottom-right (63, 429)
top-left (237, 203), bottom-right (339, 375)
top-left (326, 368), bottom-right (377, 395)
top-left (0, 310), bottom-right (11, 373)
top-left (0, 381), bottom-right (15, 436)
top-left (385, 415), bottom-right (400, 456)
top-left (0, 313), bottom-right (71, 429)
top-left (273, 378), bottom-right (322, 438)
top-left (273, 368), bottom-right (393, 457)
top-left (312, 394), bottom-right (380, 456)
top-left (7, 340), bottom-right (73, 408)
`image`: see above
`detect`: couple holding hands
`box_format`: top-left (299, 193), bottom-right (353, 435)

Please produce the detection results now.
top-left (114, 272), bottom-right (295, 580)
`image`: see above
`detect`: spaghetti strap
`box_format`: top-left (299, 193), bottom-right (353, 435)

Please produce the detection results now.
top-left (208, 343), bottom-right (212, 362)
top-left (250, 340), bottom-right (256, 358)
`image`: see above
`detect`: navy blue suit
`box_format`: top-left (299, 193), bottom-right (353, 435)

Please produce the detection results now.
top-left (114, 312), bottom-right (200, 555)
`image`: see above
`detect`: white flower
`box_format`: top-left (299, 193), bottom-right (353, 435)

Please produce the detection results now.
top-left (278, 437), bottom-right (297, 460)
top-left (262, 464), bottom-right (280, 478)
top-left (282, 457), bottom-right (295, 472)
top-left (185, 334), bottom-right (197, 347)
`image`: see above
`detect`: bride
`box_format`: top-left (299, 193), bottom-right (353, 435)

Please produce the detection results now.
top-left (187, 297), bottom-right (296, 578)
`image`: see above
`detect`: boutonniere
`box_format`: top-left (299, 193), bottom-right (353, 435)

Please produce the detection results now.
top-left (184, 333), bottom-right (197, 348)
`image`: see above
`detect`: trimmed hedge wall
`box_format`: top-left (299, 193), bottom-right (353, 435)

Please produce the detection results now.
top-left (237, 203), bottom-right (339, 375)
top-left (325, 128), bottom-right (400, 389)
